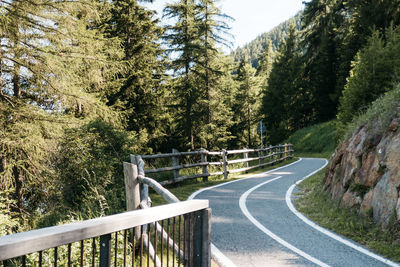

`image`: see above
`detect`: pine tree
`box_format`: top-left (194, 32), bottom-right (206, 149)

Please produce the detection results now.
top-left (261, 25), bottom-right (304, 144)
top-left (103, 0), bottom-right (168, 151)
top-left (195, 0), bottom-right (232, 148)
top-left (0, 0), bottom-right (122, 221)
top-left (232, 58), bottom-right (262, 147)
top-left (163, 0), bottom-right (200, 150)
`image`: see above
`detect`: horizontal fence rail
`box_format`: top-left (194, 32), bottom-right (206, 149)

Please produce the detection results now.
top-left (134, 145), bottom-right (294, 185)
top-left (0, 200), bottom-right (210, 267)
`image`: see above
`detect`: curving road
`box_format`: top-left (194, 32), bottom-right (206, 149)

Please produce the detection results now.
top-left (190, 158), bottom-right (399, 267)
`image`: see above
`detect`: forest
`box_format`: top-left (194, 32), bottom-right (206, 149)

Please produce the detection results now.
top-left (1, 0), bottom-right (400, 233)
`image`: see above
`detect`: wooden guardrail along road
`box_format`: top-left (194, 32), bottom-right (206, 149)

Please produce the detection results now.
top-left (136, 144), bottom-right (294, 185)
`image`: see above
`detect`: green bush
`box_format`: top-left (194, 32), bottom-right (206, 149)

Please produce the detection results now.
top-left (36, 119), bottom-right (148, 226)
top-left (337, 26), bottom-right (400, 138)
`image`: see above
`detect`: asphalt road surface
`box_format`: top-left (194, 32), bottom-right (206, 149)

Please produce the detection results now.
top-left (190, 158), bottom-right (399, 267)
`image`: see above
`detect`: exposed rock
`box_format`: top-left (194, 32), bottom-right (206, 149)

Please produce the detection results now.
top-left (341, 190), bottom-right (362, 208)
top-left (390, 118), bottom-right (399, 132)
top-left (324, 116), bottom-right (400, 227)
top-left (360, 190), bottom-right (373, 216)
top-left (371, 172), bottom-right (398, 226)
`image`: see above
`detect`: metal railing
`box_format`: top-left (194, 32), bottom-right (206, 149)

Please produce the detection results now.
top-left (0, 200), bottom-right (210, 267)
top-left (136, 144), bottom-right (294, 185)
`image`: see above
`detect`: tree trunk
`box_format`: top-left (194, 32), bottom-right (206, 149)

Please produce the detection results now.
top-left (13, 166), bottom-right (24, 219)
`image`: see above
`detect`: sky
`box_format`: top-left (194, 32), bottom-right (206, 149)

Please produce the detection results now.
top-left (142, 0), bottom-right (307, 52)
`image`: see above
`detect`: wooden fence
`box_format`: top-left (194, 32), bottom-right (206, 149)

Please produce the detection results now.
top-left (135, 144), bottom-right (294, 186)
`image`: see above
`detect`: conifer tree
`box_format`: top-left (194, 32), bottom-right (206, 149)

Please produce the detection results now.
top-left (0, 0), bottom-right (122, 221)
top-left (103, 0), bottom-right (168, 151)
top-left (232, 58), bottom-right (262, 147)
top-left (261, 25), bottom-right (305, 144)
top-left (163, 0), bottom-right (200, 150)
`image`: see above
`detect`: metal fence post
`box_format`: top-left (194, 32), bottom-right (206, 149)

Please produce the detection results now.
top-left (100, 234), bottom-right (111, 267)
top-left (194, 209), bottom-right (211, 267)
top-left (200, 149), bottom-right (208, 182)
top-left (172, 148), bottom-right (180, 181)
top-left (222, 150), bottom-right (228, 180)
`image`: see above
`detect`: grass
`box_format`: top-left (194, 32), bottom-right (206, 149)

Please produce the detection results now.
top-left (295, 168), bottom-right (400, 263)
top-left (285, 120), bottom-right (336, 157)
top-left (150, 157), bottom-right (298, 206)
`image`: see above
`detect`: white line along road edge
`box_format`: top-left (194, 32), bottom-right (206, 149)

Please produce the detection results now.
top-left (188, 158), bottom-right (303, 267)
top-left (285, 158), bottom-right (400, 267)
top-left (239, 175), bottom-right (331, 267)
top-left (188, 158), bottom-right (303, 200)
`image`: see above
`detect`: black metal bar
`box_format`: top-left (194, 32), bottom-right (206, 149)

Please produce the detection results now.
top-left (123, 230), bottom-right (127, 267)
top-left (114, 232), bottom-right (118, 267)
top-left (80, 240), bottom-right (84, 267)
top-left (22, 255), bottom-right (26, 267)
top-left (161, 220), bottom-right (164, 267)
top-left (100, 234), bottom-right (112, 267)
top-left (154, 222), bottom-right (158, 264)
top-left (173, 217), bottom-right (176, 267)
top-left (68, 243), bottom-right (72, 267)
top-left (167, 218), bottom-right (170, 267)
top-left (54, 247), bottom-right (58, 267)
top-left (39, 251), bottom-right (43, 267)
top-left (140, 226), bottom-right (143, 267)
top-left (178, 216), bottom-right (182, 267)
top-left (92, 237), bottom-right (96, 267)
top-left (183, 215), bottom-right (186, 267)
top-left (2, 260), bottom-right (7, 267)
top-left (194, 211), bottom-right (202, 267)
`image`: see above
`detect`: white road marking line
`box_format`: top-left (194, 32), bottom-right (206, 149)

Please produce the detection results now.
top-left (239, 176), bottom-right (331, 267)
top-left (188, 158), bottom-right (302, 267)
top-left (286, 159), bottom-right (400, 267)
top-left (188, 158), bottom-right (303, 200)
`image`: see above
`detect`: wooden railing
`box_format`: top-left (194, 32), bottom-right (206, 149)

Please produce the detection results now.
top-left (0, 200), bottom-right (210, 267)
top-left (136, 144), bottom-right (294, 185)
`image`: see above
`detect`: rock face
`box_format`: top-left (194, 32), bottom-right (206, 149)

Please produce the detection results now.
top-left (324, 118), bottom-right (400, 226)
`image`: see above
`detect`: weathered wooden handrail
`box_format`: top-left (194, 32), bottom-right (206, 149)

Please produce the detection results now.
top-left (0, 200), bottom-right (209, 262)
top-left (134, 144), bottom-right (294, 185)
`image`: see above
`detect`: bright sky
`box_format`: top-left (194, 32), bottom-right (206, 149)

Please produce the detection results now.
top-left (142, 0), bottom-right (307, 52)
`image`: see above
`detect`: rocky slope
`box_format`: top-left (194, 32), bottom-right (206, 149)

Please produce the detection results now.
top-left (324, 117), bottom-right (400, 226)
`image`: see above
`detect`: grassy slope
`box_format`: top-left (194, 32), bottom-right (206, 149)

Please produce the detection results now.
top-left (285, 115), bottom-right (400, 262)
top-left (285, 120), bottom-right (336, 158)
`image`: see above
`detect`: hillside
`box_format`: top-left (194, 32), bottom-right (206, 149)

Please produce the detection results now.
top-left (231, 12), bottom-right (302, 68)
top-left (325, 85), bottom-right (400, 226)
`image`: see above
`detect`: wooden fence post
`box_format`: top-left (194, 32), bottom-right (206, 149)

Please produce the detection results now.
top-left (222, 150), bottom-right (228, 180)
top-left (284, 144), bottom-right (288, 159)
top-left (172, 149), bottom-right (180, 181)
top-left (200, 148), bottom-right (208, 182)
top-left (243, 148), bottom-right (249, 169)
top-left (123, 161), bottom-right (141, 239)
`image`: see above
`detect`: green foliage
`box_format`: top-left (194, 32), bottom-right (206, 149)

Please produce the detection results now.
top-left (55, 120), bottom-right (145, 220)
top-left (231, 59), bottom-right (262, 148)
top-left (337, 27), bottom-right (400, 138)
top-left (104, 0), bottom-right (168, 152)
top-left (341, 83), bottom-right (400, 141)
top-left (285, 120), bottom-right (336, 156)
top-left (261, 25), bottom-right (311, 144)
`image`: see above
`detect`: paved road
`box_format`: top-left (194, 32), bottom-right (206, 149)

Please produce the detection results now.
top-left (190, 158), bottom-right (399, 267)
